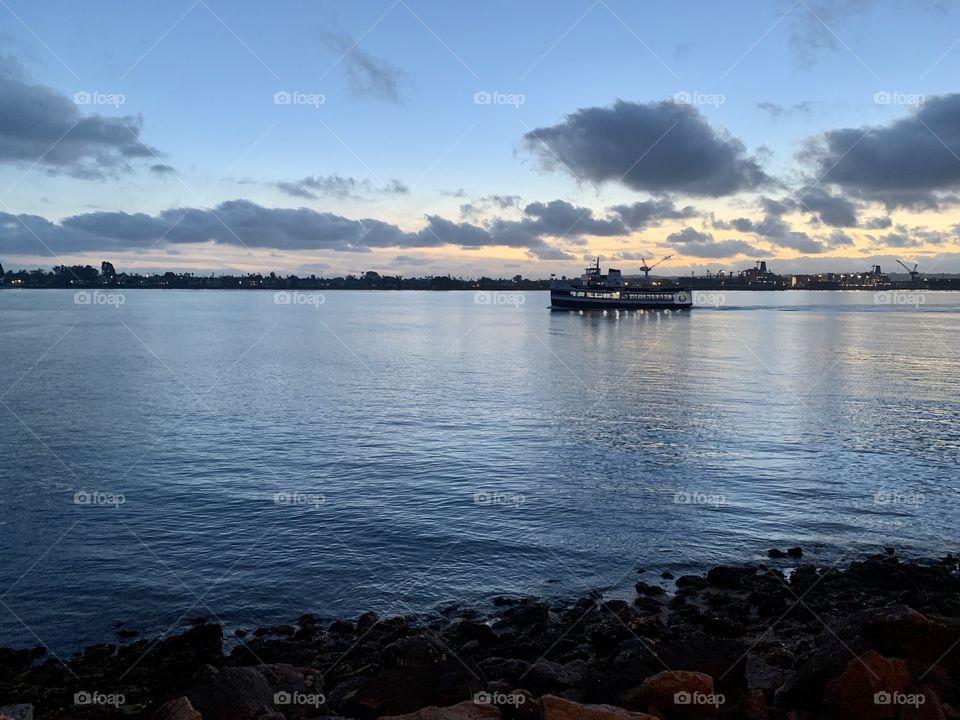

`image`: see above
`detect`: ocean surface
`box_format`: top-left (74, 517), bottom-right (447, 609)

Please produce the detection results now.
top-left (1, 289), bottom-right (958, 651)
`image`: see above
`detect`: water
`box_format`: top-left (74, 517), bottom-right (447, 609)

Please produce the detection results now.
top-left (1, 289), bottom-right (958, 651)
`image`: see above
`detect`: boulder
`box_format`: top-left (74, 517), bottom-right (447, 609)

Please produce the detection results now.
top-left (541, 695), bottom-right (656, 720)
top-left (0, 705), bottom-right (33, 720)
top-left (522, 659), bottom-right (588, 695)
top-left (824, 650), bottom-right (910, 720)
top-left (186, 663), bottom-right (323, 720)
top-left (378, 701), bottom-right (501, 720)
top-left (744, 655), bottom-right (788, 692)
top-left (151, 697), bottom-right (202, 720)
top-left (706, 566), bottom-right (755, 590)
top-left (626, 670), bottom-right (718, 719)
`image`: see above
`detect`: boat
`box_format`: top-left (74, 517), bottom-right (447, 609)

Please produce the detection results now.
top-left (549, 258), bottom-right (693, 310)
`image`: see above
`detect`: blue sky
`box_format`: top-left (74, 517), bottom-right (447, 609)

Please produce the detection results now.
top-left (2, 0), bottom-right (960, 277)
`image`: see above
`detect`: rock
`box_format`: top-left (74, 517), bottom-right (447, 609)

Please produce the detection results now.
top-left (745, 655), bottom-right (788, 692)
top-left (628, 670), bottom-right (718, 719)
top-left (674, 576), bottom-right (708, 591)
top-left (82, 642), bottom-right (116, 663)
top-left (742, 689), bottom-right (767, 720)
top-left (864, 607), bottom-right (960, 672)
top-left (378, 700), bottom-right (501, 720)
top-left (254, 624), bottom-right (295, 638)
top-left (786, 547), bottom-right (803, 558)
top-left (706, 566), bottom-right (755, 589)
top-left (541, 695), bottom-right (657, 720)
top-left (187, 663), bottom-right (323, 720)
top-left (885, 547), bottom-right (896, 555)
top-left (661, 572), bottom-right (675, 580)
top-left (522, 659), bottom-right (588, 695)
top-left (0, 705), bottom-right (32, 720)
top-left (767, 549), bottom-right (787, 559)
top-left (824, 650), bottom-right (910, 720)
top-left (358, 611), bottom-right (380, 634)
top-left (447, 620), bottom-right (496, 646)
top-left (330, 620), bottom-right (355, 635)
top-left (151, 697), bottom-right (202, 720)
top-left (337, 634), bottom-right (484, 718)
top-left (634, 582), bottom-right (665, 597)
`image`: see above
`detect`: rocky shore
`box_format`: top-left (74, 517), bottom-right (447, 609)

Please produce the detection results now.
top-left (3, 551), bottom-right (960, 720)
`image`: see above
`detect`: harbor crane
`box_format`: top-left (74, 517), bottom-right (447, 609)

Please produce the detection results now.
top-left (638, 255), bottom-right (673, 280)
top-left (896, 259), bottom-right (920, 284)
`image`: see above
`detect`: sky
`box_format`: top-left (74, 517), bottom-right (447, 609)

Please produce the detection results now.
top-left (2, 0), bottom-right (960, 278)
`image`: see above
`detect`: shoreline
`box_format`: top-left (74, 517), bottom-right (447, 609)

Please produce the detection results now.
top-left (3, 550), bottom-right (960, 719)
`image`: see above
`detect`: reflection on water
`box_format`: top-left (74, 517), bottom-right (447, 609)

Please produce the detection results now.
top-left (1, 290), bottom-right (958, 649)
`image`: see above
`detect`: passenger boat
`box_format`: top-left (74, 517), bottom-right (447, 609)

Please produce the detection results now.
top-left (549, 259), bottom-right (692, 310)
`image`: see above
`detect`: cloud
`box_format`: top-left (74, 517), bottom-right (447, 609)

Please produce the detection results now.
top-left (0, 199), bottom-right (579, 259)
top-left (713, 196), bottom-right (828, 253)
top-left (319, 33), bottom-right (409, 103)
top-left (608, 198), bottom-right (698, 230)
top-left (0, 55), bottom-right (158, 178)
top-left (150, 164), bottom-right (176, 175)
top-left (665, 226), bottom-right (759, 258)
top-left (277, 174), bottom-right (410, 200)
top-left (459, 194), bottom-right (522, 219)
top-left (757, 100), bottom-right (817, 117)
top-left (524, 99), bottom-right (771, 197)
top-left (796, 186), bottom-right (860, 227)
top-left (802, 94), bottom-right (960, 209)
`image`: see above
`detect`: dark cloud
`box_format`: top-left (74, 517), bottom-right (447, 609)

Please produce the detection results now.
top-left (865, 216), bottom-right (892, 229)
top-left (802, 94), bottom-right (960, 209)
top-left (319, 33), bottom-right (409, 103)
top-left (609, 199), bottom-right (698, 230)
top-left (0, 199), bottom-right (578, 259)
top-left (713, 196), bottom-right (827, 253)
top-left (277, 174), bottom-right (410, 200)
top-left (522, 200), bottom-right (625, 237)
top-left (796, 186), bottom-right (860, 227)
top-left (459, 194), bottom-right (522, 219)
top-left (524, 99), bottom-right (771, 197)
top-left (150, 164), bottom-right (175, 175)
top-left (757, 101), bottom-right (816, 117)
top-left (665, 227), bottom-right (759, 258)
top-left (0, 55), bottom-right (157, 178)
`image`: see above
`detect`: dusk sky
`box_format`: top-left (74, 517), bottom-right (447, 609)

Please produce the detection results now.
top-left (3, 0), bottom-right (960, 277)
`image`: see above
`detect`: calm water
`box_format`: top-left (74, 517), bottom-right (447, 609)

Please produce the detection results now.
top-left (1, 289), bottom-right (958, 650)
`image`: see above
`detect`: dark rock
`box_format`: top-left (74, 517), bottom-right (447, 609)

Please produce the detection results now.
top-left (186, 663), bottom-right (324, 720)
top-left (661, 572), bottom-right (674, 580)
top-left (744, 654), bottom-right (788, 692)
top-left (786, 547), bottom-right (803, 558)
top-left (357, 611), bottom-right (380, 634)
top-left (706, 566), bottom-right (755, 589)
top-left (330, 620), bottom-right (354, 635)
top-left (634, 582), bottom-right (665, 597)
top-left (625, 670), bottom-right (717, 719)
top-left (675, 576), bottom-right (708, 591)
top-left (149, 696), bottom-right (201, 720)
top-left (254, 624), bottom-right (295, 638)
top-left (82, 643), bottom-right (116, 664)
top-left (767, 549), bottom-right (787, 559)
top-left (522, 659), bottom-right (588, 696)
